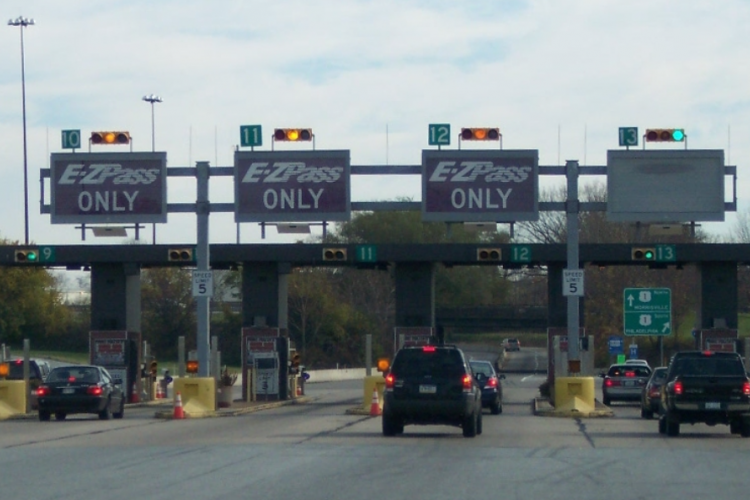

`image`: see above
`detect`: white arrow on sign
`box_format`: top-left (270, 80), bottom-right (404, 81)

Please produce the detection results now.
top-left (662, 321), bottom-right (670, 333)
top-left (627, 294), bottom-right (635, 307)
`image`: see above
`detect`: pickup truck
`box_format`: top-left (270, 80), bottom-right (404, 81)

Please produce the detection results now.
top-left (659, 351), bottom-right (750, 437)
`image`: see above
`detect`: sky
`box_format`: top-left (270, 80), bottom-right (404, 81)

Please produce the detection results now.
top-left (2, 0), bottom-right (749, 264)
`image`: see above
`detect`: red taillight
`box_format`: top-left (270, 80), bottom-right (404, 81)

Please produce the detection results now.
top-left (422, 346), bottom-right (436, 353)
top-left (673, 381), bottom-right (683, 395)
top-left (68, 377), bottom-right (76, 383)
top-left (649, 387), bottom-right (660, 398)
top-left (625, 371), bottom-right (635, 378)
top-left (14, 359), bottom-right (22, 365)
top-left (604, 378), bottom-right (613, 387)
top-left (385, 374), bottom-right (395, 389)
top-left (743, 381), bottom-right (750, 396)
top-left (87, 386), bottom-right (103, 396)
top-left (486, 376), bottom-right (498, 388)
top-left (702, 350), bottom-right (714, 356)
top-left (462, 374), bottom-right (473, 391)
top-left (36, 386), bottom-right (50, 397)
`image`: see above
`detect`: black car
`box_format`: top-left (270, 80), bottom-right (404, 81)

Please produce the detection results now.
top-left (469, 360), bottom-right (504, 415)
top-left (36, 365), bottom-right (125, 421)
top-left (640, 366), bottom-right (667, 419)
top-left (7, 358), bottom-right (51, 410)
top-left (382, 344), bottom-right (483, 437)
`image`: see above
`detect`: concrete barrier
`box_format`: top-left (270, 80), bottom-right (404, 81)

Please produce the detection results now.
top-left (0, 381), bottom-right (27, 419)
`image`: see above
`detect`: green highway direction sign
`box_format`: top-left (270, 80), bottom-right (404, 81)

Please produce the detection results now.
top-left (623, 287), bottom-right (671, 336)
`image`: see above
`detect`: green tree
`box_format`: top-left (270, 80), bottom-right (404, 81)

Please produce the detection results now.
top-left (140, 268), bottom-right (196, 361)
top-left (0, 242), bottom-right (73, 349)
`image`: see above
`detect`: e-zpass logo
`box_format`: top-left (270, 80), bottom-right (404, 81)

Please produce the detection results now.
top-left (428, 161), bottom-right (531, 183)
top-left (58, 164), bottom-right (160, 185)
top-left (241, 162), bottom-right (343, 183)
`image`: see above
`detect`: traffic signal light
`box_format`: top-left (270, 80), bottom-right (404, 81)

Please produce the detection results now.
top-left (274, 128), bottom-right (312, 141)
top-left (14, 249), bottom-right (39, 263)
top-left (168, 248), bottom-right (194, 262)
top-left (631, 247), bottom-right (656, 261)
top-left (149, 360), bottom-right (158, 378)
top-left (645, 129), bottom-right (685, 142)
top-left (460, 128), bottom-right (500, 141)
top-left (322, 248), bottom-right (347, 261)
top-left (477, 248), bottom-right (501, 261)
top-left (90, 131), bottom-right (131, 145)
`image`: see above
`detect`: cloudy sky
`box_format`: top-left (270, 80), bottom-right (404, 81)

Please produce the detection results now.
top-left (1, 0), bottom-right (748, 250)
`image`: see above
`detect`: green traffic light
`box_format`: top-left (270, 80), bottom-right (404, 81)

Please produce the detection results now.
top-left (644, 250), bottom-right (654, 260)
top-left (27, 252), bottom-right (38, 261)
top-left (672, 129), bottom-right (685, 141)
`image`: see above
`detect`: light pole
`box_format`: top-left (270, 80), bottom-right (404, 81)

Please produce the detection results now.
top-left (8, 16), bottom-right (35, 245)
top-left (142, 94), bottom-right (162, 152)
top-left (142, 94), bottom-right (162, 244)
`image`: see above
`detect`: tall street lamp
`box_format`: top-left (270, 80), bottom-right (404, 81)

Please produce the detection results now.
top-left (8, 16), bottom-right (35, 245)
top-left (142, 94), bottom-right (162, 152)
top-left (142, 94), bottom-right (162, 244)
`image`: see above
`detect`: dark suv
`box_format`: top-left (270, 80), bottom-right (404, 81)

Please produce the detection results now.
top-left (382, 345), bottom-right (483, 438)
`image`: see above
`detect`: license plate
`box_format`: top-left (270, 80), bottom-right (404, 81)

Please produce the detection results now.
top-left (705, 402), bottom-right (721, 410)
top-left (419, 385), bottom-right (437, 394)
top-left (62, 388), bottom-right (75, 395)
top-left (623, 380), bottom-right (634, 387)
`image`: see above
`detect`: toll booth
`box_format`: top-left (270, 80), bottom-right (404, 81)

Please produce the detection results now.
top-left (242, 327), bottom-right (290, 401)
top-left (89, 331), bottom-right (141, 402)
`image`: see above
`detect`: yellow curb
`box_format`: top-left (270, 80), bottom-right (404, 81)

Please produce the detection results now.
top-left (533, 397), bottom-right (614, 418)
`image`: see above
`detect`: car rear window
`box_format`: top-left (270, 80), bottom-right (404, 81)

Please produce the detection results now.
top-left (7, 360), bottom-right (42, 380)
top-left (392, 349), bottom-right (465, 378)
top-left (48, 367), bottom-right (101, 383)
top-left (470, 362), bottom-right (494, 377)
top-left (672, 357), bottom-right (745, 376)
top-left (608, 365), bottom-right (651, 378)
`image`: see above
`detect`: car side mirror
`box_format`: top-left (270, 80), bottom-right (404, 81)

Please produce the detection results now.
top-left (112, 378), bottom-right (123, 385)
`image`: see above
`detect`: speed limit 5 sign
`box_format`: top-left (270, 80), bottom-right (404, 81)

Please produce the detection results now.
top-left (563, 269), bottom-right (584, 296)
top-left (192, 270), bottom-right (214, 297)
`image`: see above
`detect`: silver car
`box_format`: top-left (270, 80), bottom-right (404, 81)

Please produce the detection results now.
top-left (601, 363), bottom-right (652, 406)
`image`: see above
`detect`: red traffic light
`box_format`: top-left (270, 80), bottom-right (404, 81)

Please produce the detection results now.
top-left (274, 128), bottom-right (312, 141)
top-left (461, 128), bottom-right (500, 141)
top-left (90, 131), bottom-right (131, 145)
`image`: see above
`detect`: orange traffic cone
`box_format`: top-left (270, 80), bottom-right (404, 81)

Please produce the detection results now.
top-left (156, 382), bottom-right (165, 399)
top-left (130, 382), bottom-right (140, 403)
top-left (369, 387), bottom-right (382, 416)
top-left (297, 384), bottom-right (302, 397)
top-left (173, 391), bottom-right (185, 419)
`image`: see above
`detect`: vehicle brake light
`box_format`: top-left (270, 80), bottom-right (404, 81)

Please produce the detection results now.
top-left (14, 359), bottom-right (22, 365)
top-left (422, 345), bottom-right (436, 353)
top-left (36, 386), bottom-right (50, 397)
top-left (702, 350), bottom-right (714, 356)
top-left (673, 380), bottom-right (683, 395)
top-left (385, 374), bottom-right (395, 389)
top-left (462, 374), bottom-right (473, 391)
top-left (486, 376), bottom-right (497, 388)
top-left (625, 371), bottom-right (635, 377)
top-left (743, 381), bottom-right (750, 396)
top-left (604, 378), bottom-right (613, 387)
top-left (87, 386), bottom-right (103, 396)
